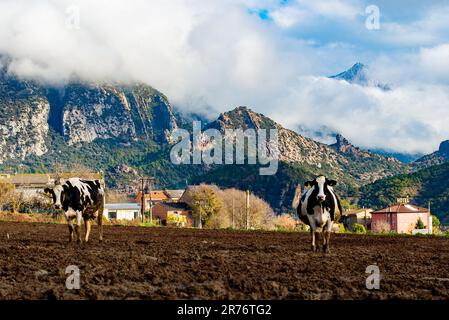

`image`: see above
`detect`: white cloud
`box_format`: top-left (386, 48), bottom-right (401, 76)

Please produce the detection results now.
top-left (270, 6), bottom-right (307, 28)
top-left (0, 0), bottom-right (448, 154)
top-left (269, 0), bottom-right (361, 29)
top-left (268, 76), bottom-right (449, 154)
top-left (420, 44), bottom-right (449, 81)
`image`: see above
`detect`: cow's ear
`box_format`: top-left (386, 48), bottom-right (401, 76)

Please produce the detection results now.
top-left (44, 188), bottom-right (52, 195)
top-left (304, 181), bottom-right (313, 188)
top-left (327, 179), bottom-right (337, 186)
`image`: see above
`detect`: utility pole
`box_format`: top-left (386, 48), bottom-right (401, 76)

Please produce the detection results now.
top-left (232, 198), bottom-right (235, 229)
top-left (140, 177), bottom-right (155, 224)
top-left (141, 178), bottom-right (145, 223)
top-left (195, 200), bottom-right (203, 229)
top-left (363, 206), bottom-right (367, 229)
top-left (246, 190), bottom-right (250, 230)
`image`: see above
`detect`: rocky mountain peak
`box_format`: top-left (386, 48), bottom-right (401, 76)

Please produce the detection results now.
top-left (334, 134), bottom-right (351, 149)
top-left (439, 140), bottom-right (449, 157)
top-left (330, 134), bottom-right (360, 155)
top-left (329, 62), bottom-right (390, 91)
top-left (207, 106), bottom-right (278, 132)
top-left (330, 62), bottom-right (367, 83)
top-left (414, 139), bottom-right (449, 169)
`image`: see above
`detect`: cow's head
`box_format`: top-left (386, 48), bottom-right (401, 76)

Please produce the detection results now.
top-left (44, 179), bottom-right (66, 210)
top-left (305, 175), bottom-right (337, 203)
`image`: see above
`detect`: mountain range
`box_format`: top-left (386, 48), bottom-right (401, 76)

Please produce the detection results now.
top-left (1, 62), bottom-right (449, 217)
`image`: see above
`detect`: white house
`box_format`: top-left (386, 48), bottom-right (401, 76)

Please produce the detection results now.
top-left (104, 203), bottom-right (141, 221)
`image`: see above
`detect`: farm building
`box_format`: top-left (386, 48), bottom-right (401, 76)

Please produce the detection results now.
top-left (0, 173), bottom-right (51, 198)
top-left (136, 189), bottom-right (185, 212)
top-left (341, 208), bottom-right (373, 231)
top-left (163, 189), bottom-right (185, 202)
top-left (0, 172), bottom-right (103, 198)
top-left (152, 202), bottom-right (193, 227)
top-left (371, 203), bottom-right (431, 234)
top-left (104, 203), bottom-right (141, 220)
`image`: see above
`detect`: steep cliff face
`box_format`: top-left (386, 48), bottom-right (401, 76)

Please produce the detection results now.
top-left (0, 100), bottom-right (49, 163)
top-left (0, 70), bottom-right (50, 163)
top-left (0, 68), bottom-right (178, 163)
top-left (58, 83), bottom-right (177, 145)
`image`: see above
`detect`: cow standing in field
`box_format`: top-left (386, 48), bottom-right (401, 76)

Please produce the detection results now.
top-left (295, 175), bottom-right (342, 253)
top-left (44, 178), bottom-right (105, 243)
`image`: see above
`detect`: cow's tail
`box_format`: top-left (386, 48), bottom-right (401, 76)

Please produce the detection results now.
top-left (291, 184), bottom-right (302, 209)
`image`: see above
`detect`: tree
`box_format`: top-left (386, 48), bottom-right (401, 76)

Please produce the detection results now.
top-left (340, 199), bottom-right (356, 211)
top-left (352, 223), bottom-right (367, 234)
top-left (220, 188), bottom-right (275, 230)
top-left (432, 215), bottom-right (441, 234)
top-left (272, 214), bottom-right (296, 231)
top-left (416, 218), bottom-right (425, 229)
top-left (187, 184), bottom-right (223, 228)
top-left (0, 182), bottom-right (15, 212)
top-left (183, 185), bottom-right (276, 230)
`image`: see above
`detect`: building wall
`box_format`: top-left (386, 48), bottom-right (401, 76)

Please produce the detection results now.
top-left (152, 205), bottom-right (193, 226)
top-left (152, 205), bottom-right (168, 222)
top-left (104, 209), bottom-right (139, 220)
top-left (396, 212), bottom-right (429, 234)
top-left (371, 213), bottom-right (392, 232)
top-left (372, 212), bottom-right (429, 233)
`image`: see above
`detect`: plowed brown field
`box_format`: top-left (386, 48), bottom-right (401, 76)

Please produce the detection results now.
top-left (1, 221), bottom-right (449, 300)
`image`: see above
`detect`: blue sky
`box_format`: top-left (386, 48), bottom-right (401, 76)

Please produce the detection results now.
top-left (248, 0), bottom-right (449, 73)
top-left (1, 0), bottom-right (449, 154)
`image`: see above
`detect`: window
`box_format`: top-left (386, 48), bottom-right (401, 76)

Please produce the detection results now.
top-left (134, 211), bottom-right (139, 219)
top-left (109, 211), bottom-right (117, 219)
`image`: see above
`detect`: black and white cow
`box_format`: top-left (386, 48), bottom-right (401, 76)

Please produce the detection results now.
top-left (296, 175), bottom-right (342, 253)
top-left (44, 178), bottom-right (105, 243)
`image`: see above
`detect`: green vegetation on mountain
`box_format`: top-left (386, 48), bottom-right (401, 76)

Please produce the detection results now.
top-left (359, 162), bottom-right (449, 223)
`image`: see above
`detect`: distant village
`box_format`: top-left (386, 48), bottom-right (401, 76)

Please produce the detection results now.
top-left (0, 172), bottom-right (438, 235)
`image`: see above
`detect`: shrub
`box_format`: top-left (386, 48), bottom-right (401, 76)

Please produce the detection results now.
top-left (416, 218), bottom-right (425, 229)
top-left (272, 214), bottom-right (297, 231)
top-left (375, 220), bottom-right (391, 233)
top-left (353, 223), bottom-right (367, 234)
top-left (339, 223), bottom-right (345, 233)
top-left (432, 215), bottom-right (441, 234)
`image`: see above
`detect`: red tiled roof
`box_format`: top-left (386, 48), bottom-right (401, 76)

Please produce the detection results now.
top-left (372, 204), bottom-right (429, 214)
top-left (136, 191), bottom-right (170, 202)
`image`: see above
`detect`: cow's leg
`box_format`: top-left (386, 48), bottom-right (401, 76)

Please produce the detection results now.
top-left (314, 231), bottom-right (321, 252)
top-left (323, 231), bottom-right (331, 253)
top-left (323, 222), bottom-right (333, 253)
top-left (322, 227), bottom-right (327, 250)
top-left (98, 215), bottom-right (103, 242)
top-left (75, 211), bottom-right (83, 243)
top-left (97, 196), bottom-right (104, 242)
top-left (84, 218), bottom-right (91, 243)
top-left (64, 210), bottom-right (76, 243)
top-left (308, 217), bottom-right (319, 252)
top-left (68, 223), bottom-right (74, 242)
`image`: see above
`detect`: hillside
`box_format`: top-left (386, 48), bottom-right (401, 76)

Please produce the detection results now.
top-left (198, 107), bottom-right (407, 211)
top-left (414, 140), bottom-right (449, 169)
top-left (359, 162), bottom-right (449, 223)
